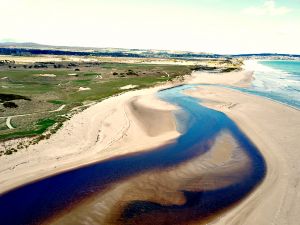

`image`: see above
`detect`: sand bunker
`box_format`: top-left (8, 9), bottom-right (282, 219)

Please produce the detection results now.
top-left (119, 85), bottom-right (138, 90)
top-left (78, 87), bottom-right (91, 91)
top-left (68, 73), bottom-right (78, 76)
top-left (36, 74), bottom-right (56, 77)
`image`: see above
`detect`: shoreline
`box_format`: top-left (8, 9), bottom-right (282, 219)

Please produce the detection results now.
top-left (221, 84), bottom-right (300, 112)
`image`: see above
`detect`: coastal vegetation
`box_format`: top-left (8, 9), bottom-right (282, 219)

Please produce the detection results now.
top-left (0, 62), bottom-right (191, 150)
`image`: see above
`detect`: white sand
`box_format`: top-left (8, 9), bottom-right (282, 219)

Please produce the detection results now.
top-left (78, 87), bottom-right (91, 91)
top-left (186, 70), bottom-right (254, 87)
top-left (119, 84), bottom-right (139, 90)
top-left (35, 74), bottom-right (56, 77)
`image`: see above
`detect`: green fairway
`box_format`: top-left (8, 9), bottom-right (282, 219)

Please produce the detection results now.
top-left (0, 63), bottom-right (191, 143)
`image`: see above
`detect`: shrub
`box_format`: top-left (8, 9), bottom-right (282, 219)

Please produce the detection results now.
top-left (3, 101), bottom-right (18, 108)
top-left (4, 150), bottom-right (13, 155)
top-left (126, 69), bottom-right (138, 76)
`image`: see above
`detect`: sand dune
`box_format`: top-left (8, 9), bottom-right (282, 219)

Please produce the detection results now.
top-left (128, 95), bottom-right (177, 136)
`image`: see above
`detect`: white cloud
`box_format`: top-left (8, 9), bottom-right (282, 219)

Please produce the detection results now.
top-left (242, 0), bottom-right (291, 16)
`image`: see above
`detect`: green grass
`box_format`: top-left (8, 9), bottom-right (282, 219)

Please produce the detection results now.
top-left (48, 100), bottom-right (65, 105)
top-left (72, 79), bottom-right (91, 85)
top-left (36, 118), bottom-right (56, 128)
top-left (0, 70), bottom-right (76, 79)
top-left (67, 76), bottom-right (169, 103)
top-left (0, 63), bottom-right (191, 141)
top-left (0, 119), bottom-right (7, 131)
top-left (84, 72), bottom-right (99, 76)
top-left (0, 118), bottom-right (56, 140)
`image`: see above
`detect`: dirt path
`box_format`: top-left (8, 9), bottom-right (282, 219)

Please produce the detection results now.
top-left (5, 117), bottom-right (14, 129)
top-left (1, 105), bottom-right (66, 129)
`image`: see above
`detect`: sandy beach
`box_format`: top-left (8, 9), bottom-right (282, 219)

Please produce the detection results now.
top-left (186, 85), bottom-right (300, 225)
top-left (1, 68), bottom-right (300, 224)
top-left (0, 84), bottom-right (180, 194)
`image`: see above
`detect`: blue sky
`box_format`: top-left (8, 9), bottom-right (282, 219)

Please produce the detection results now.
top-left (1, 0), bottom-right (299, 54)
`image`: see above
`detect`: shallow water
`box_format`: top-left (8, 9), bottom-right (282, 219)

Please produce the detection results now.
top-left (242, 60), bottom-right (300, 109)
top-left (0, 85), bottom-right (266, 225)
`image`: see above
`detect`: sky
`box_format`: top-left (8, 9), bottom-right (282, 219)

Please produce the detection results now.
top-left (1, 0), bottom-right (300, 54)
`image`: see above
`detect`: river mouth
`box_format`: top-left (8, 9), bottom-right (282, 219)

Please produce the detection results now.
top-left (0, 85), bottom-right (266, 225)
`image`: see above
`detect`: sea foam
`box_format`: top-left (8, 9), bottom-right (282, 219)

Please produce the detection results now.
top-left (242, 60), bottom-right (300, 109)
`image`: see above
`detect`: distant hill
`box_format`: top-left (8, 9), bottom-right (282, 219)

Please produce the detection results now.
top-left (0, 42), bottom-right (299, 59)
top-left (0, 41), bottom-right (213, 55)
top-left (0, 42), bottom-right (50, 48)
top-left (0, 42), bottom-right (220, 59)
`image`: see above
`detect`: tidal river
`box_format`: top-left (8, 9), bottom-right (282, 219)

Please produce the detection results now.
top-left (0, 85), bottom-right (266, 225)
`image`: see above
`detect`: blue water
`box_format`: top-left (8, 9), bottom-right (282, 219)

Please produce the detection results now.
top-left (0, 85), bottom-right (266, 225)
top-left (242, 60), bottom-right (300, 109)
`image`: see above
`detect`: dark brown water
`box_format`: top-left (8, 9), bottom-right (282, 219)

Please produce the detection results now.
top-left (0, 85), bottom-right (266, 225)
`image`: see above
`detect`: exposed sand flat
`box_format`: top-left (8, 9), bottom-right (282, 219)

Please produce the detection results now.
top-left (0, 85), bottom-right (180, 194)
top-left (51, 131), bottom-right (252, 225)
top-left (187, 70), bottom-right (254, 87)
top-left (186, 86), bottom-right (300, 225)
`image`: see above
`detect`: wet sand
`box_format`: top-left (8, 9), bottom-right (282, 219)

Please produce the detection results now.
top-left (50, 132), bottom-right (253, 225)
top-left (186, 85), bottom-right (300, 225)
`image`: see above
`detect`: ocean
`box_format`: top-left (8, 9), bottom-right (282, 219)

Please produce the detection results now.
top-left (243, 60), bottom-right (300, 109)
